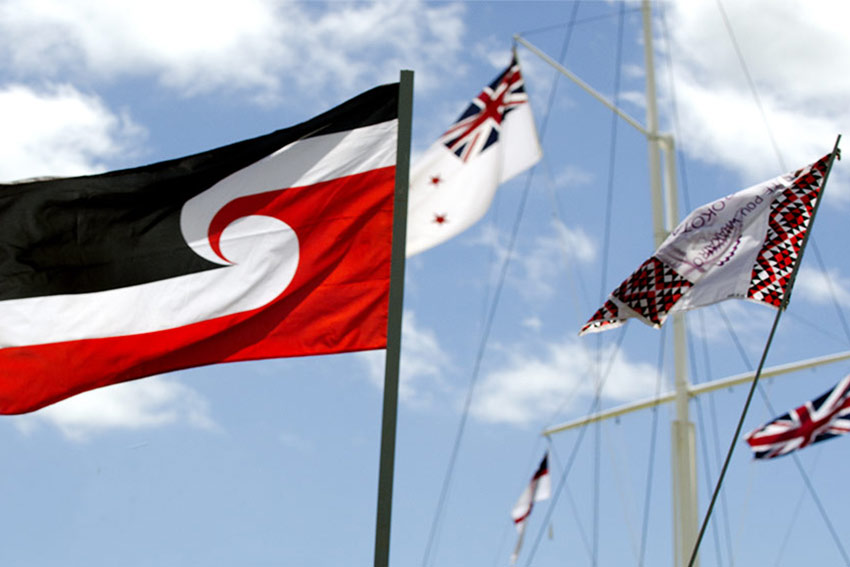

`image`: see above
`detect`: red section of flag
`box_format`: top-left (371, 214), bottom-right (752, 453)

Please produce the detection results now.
top-left (0, 167), bottom-right (394, 414)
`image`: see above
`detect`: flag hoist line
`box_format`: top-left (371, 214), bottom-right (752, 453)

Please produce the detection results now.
top-left (373, 69), bottom-right (413, 567)
top-left (686, 134), bottom-right (842, 567)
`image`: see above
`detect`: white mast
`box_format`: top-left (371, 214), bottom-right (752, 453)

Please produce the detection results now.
top-left (639, 1), bottom-right (700, 564)
top-left (515, 2), bottom-right (695, 564)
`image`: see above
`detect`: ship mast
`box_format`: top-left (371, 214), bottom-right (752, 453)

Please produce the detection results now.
top-left (516, 3), bottom-right (850, 565)
top-left (513, 1), bottom-right (702, 564)
top-left (639, 0), bottom-right (700, 563)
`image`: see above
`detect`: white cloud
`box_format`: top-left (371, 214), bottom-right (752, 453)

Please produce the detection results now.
top-left (471, 337), bottom-right (661, 427)
top-left (359, 310), bottom-right (453, 406)
top-left (795, 266), bottom-right (850, 307)
top-left (14, 376), bottom-right (216, 442)
top-left (0, 0), bottom-right (466, 103)
top-left (552, 164), bottom-right (594, 189)
top-left (522, 316), bottom-right (543, 332)
top-left (685, 301), bottom-right (774, 346)
top-left (477, 219), bottom-right (596, 302)
top-left (661, 0), bottom-right (850, 189)
top-left (0, 83), bottom-right (144, 181)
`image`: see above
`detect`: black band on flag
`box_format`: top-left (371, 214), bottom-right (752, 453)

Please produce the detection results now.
top-left (0, 83), bottom-right (398, 301)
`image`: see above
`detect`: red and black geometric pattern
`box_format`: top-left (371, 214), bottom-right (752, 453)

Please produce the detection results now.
top-left (610, 256), bottom-right (693, 326)
top-left (580, 256), bottom-right (693, 334)
top-left (580, 299), bottom-right (621, 334)
top-left (746, 154), bottom-right (830, 307)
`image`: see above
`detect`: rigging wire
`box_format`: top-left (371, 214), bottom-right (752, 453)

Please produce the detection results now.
top-left (523, 326), bottom-right (631, 567)
top-left (686, 322), bottom-right (733, 567)
top-left (548, 444), bottom-right (594, 561)
top-left (713, 0), bottom-right (786, 172)
top-left (604, 421), bottom-right (643, 562)
top-left (809, 239), bottom-right (850, 346)
top-left (542, 150), bottom-right (591, 322)
top-left (593, 4), bottom-right (626, 564)
top-left (714, 303), bottom-right (850, 565)
top-left (658, 5), bottom-right (741, 563)
top-left (638, 324), bottom-right (667, 567)
top-left (686, 0), bottom-right (844, 553)
top-left (695, 311), bottom-right (737, 567)
top-left (692, 398), bottom-right (725, 567)
top-left (716, 4), bottom-right (850, 550)
top-left (771, 448), bottom-right (824, 566)
top-left (655, 13), bottom-right (849, 562)
top-left (659, 10), bottom-right (737, 562)
top-left (418, 5), bottom-right (583, 567)
top-left (516, 8), bottom-right (641, 40)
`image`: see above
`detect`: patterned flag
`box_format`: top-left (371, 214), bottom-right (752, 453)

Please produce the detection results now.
top-left (580, 152), bottom-right (835, 335)
top-left (0, 84), bottom-right (398, 414)
top-left (511, 453), bottom-right (552, 565)
top-left (745, 375), bottom-right (850, 459)
top-left (406, 53), bottom-right (542, 256)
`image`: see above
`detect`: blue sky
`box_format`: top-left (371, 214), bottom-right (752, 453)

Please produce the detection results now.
top-left (1, 1), bottom-right (849, 566)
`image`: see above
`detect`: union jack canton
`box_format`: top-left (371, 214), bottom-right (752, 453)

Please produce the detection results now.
top-left (440, 55), bottom-right (529, 162)
top-left (745, 374), bottom-right (850, 459)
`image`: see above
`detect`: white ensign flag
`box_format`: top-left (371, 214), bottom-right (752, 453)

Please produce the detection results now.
top-left (406, 54), bottom-right (542, 256)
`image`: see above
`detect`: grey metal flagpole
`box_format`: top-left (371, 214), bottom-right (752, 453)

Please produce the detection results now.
top-left (374, 69), bottom-right (414, 567)
top-left (687, 135), bottom-right (842, 567)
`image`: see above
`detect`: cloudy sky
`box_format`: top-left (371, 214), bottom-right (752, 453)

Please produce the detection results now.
top-left (1, 1), bottom-right (849, 566)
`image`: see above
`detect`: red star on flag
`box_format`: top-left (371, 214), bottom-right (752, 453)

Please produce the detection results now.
top-left (430, 175), bottom-right (442, 186)
top-left (433, 213), bottom-right (448, 225)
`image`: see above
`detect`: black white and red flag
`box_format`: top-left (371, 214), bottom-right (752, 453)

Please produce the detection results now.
top-left (580, 152), bottom-right (834, 335)
top-left (745, 375), bottom-right (850, 459)
top-left (0, 84), bottom-right (399, 414)
top-left (510, 452), bottom-right (551, 565)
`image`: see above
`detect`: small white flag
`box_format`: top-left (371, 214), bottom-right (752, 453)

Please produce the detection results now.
top-left (406, 54), bottom-right (542, 256)
top-left (511, 453), bottom-right (551, 565)
top-left (580, 152), bottom-right (834, 335)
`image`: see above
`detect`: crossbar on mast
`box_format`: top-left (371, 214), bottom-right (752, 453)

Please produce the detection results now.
top-left (542, 348), bottom-right (850, 436)
top-left (513, 34), bottom-right (651, 139)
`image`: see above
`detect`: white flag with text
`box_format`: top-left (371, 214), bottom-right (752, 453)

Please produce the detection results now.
top-left (580, 153), bottom-right (834, 335)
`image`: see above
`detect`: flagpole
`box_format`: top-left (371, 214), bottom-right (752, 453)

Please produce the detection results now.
top-left (373, 69), bottom-right (414, 567)
top-left (686, 135), bottom-right (842, 567)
